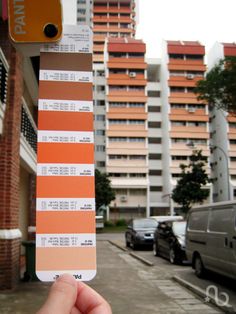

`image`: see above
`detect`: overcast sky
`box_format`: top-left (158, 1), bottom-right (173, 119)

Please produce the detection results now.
top-left (136, 0), bottom-right (236, 57)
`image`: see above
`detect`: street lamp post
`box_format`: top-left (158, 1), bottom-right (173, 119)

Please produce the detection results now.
top-left (186, 141), bottom-right (231, 201)
top-left (210, 145), bottom-right (231, 201)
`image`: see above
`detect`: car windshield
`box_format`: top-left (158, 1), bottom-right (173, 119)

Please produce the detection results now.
top-left (172, 221), bottom-right (186, 236)
top-left (133, 219), bottom-right (157, 229)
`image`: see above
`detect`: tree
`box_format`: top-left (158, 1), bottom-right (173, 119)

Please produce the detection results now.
top-left (95, 169), bottom-right (115, 213)
top-left (195, 56), bottom-right (236, 114)
top-left (171, 150), bottom-right (212, 214)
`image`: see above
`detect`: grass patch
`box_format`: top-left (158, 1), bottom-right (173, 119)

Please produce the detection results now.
top-left (100, 225), bottom-right (127, 233)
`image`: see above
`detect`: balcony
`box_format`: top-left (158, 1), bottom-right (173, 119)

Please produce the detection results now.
top-left (0, 48), bottom-right (9, 134)
top-left (20, 99), bottom-right (37, 173)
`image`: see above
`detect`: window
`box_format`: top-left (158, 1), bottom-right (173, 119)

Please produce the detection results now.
top-left (130, 173), bottom-right (146, 177)
top-left (109, 173), bottom-right (127, 177)
top-left (96, 130), bottom-right (105, 136)
top-left (169, 54), bottom-right (184, 59)
top-left (186, 55), bottom-right (203, 61)
top-left (148, 138), bottom-right (162, 144)
top-left (172, 121), bottom-right (186, 126)
top-left (77, 9), bottom-right (86, 14)
top-left (77, 17), bottom-right (86, 22)
top-left (149, 154), bottom-right (162, 160)
top-left (109, 155), bottom-right (127, 160)
top-left (230, 140), bottom-right (236, 145)
top-left (109, 137), bottom-right (127, 142)
top-left (96, 145), bottom-right (105, 152)
top-left (188, 121), bottom-right (206, 127)
top-left (129, 103), bottom-right (145, 107)
top-left (130, 155), bottom-right (146, 160)
top-left (209, 208), bottom-right (232, 233)
top-left (147, 91), bottom-right (160, 97)
top-left (148, 106), bottom-right (161, 112)
top-left (97, 161), bottom-right (105, 167)
top-left (109, 119), bottom-right (126, 124)
top-left (171, 104), bottom-right (186, 109)
top-left (130, 189), bottom-right (146, 196)
top-left (148, 122), bottom-right (161, 128)
top-left (170, 87), bottom-right (185, 93)
top-left (150, 186), bottom-right (163, 192)
top-left (129, 137), bottom-right (145, 142)
top-left (96, 115), bottom-right (105, 121)
top-left (129, 120), bottom-right (145, 124)
top-left (109, 102), bottom-right (126, 107)
top-left (149, 170), bottom-right (162, 175)
top-left (172, 156), bottom-right (188, 160)
top-left (96, 100), bottom-right (105, 106)
top-left (97, 85), bottom-right (105, 92)
top-left (229, 123), bottom-right (236, 129)
top-left (188, 210), bottom-right (208, 231)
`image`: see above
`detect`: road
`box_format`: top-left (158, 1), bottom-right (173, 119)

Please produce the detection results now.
top-left (94, 233), bottom-right (222, 313)
top-left (104, 233), bottom-right (236, 313)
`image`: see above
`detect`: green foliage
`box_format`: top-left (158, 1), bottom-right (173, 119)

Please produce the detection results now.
top-left (195, 57), bottom-right (236, 114)
top-left (104, 220), bottom-right (115, 227)
top-left (95, 169), bottom-right (116, 212)
top-left (171, 150), bottom-right (212, 213)
top-left (115, 219), bottom-right (127, 227)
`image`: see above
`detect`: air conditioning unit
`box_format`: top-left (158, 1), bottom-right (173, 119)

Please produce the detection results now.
top-left (129, 72), bottom-right (136, 78)
top-left (188, 108), bottom-right (195, 113)
top-left (120, 195), bottom-right (127, 202)
top-left (186, 74), bottom-right (194, 80)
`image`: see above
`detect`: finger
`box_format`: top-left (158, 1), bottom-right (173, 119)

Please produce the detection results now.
top-left (70, 306), bottom-right (81, 314)
top-left (37, 274), bottom-right (77, 314)
top-left (75, 282), bottom-right (112, 314)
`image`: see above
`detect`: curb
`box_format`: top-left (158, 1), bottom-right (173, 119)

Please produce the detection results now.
top-left (129, 252), bottom-right (154, 266)
top-left (108, 241), bottom-right (154, 266)
top-left (173, 275), bottom-right (236, 314)
top-left (108, 240), bottom-right (128, 252)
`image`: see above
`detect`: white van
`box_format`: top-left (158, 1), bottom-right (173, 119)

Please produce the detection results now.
top-left (186, 201), bottom-right (236, 279)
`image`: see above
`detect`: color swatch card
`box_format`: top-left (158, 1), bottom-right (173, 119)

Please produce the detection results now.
top-left (36, 25), bottom-right (96, 282)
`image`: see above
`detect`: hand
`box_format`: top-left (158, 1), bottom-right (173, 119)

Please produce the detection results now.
top-left (37, 274), bottom-right (112, 314)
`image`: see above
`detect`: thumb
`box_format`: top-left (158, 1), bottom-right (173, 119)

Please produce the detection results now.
top-left (37, 274), bottom-right (77, 314)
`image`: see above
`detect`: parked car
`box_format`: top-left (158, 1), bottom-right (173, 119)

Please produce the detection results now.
top-left (125, 218), bottom-right (158, 249)
top-left (186, 201), bottom-right (236, 279)
top-left (150, 215), bottom-right (183, 224)
top-left (153, 220), bottom-right (187, 264)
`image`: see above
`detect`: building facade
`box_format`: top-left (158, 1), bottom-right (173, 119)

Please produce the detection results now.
top-left (0, 19), bottom-right (37, 289)
top-left (208, 42), bottom-right (236, 202)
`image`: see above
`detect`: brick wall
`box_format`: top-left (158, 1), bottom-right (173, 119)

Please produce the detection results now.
top-left (0, 20), bottom-right (23, 290)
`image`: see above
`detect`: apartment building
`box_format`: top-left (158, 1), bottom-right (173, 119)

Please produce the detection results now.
top-left (0, 20), bottom-right (37, 289)
top-left (104, 38), bottom-right (149, 218)
top-left (208, 42), bottom-right (236, 202)
top-left (93, 0), bottom-right (137, 63)
top-left (77, 0), bottom-right (93, 25)
top-left (146, 59), bottom-right (169, 215)
top-left (161, 41), bottom-right (211, 208)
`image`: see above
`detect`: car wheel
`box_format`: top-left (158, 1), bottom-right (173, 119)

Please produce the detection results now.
top-left (153, 241), bottom-right (159, 256)
top-left (194, 255), bottom-right (205, 278)
top-left (130, 240), bottom-right (137, 250)
top-left (125, 238), bottom-right (130, 248)
top-left (169, 247), bottom-right (177, 264)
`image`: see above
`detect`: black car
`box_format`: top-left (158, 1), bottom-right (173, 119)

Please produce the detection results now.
top-left (153, 220), bottom-right (187, 264)
top-left (125, 218), bottom-right (158, 249)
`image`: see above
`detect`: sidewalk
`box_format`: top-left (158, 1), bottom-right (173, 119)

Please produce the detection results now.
top-left (0, 236), bottom-right (222, 314)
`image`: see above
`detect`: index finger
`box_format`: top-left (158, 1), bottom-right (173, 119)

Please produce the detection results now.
top-left (75, 282), bottom-right (112, 314)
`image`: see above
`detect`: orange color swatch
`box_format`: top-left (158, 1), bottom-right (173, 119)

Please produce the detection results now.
top-left (36, 211), bottom-right (95, 234)
top-left (37, 176), bottom-right (95, 198)
top-left (37, 143), bottom-right (94, 164)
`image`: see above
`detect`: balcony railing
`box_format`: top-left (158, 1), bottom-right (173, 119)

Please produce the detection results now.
top-left (21, 100), bottom-right (37, 153)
